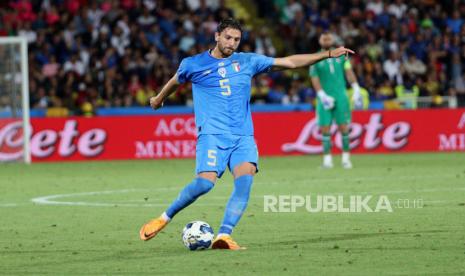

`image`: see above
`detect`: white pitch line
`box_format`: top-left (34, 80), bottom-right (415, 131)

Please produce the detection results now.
top-left (30, 188), bottom-right (228, 207)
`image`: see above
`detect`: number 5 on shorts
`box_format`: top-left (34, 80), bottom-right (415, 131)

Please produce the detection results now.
top-left (207, 150), bottom-right (217, 166)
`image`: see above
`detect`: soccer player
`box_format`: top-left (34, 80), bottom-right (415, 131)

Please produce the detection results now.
top-left (140, 19), bottom-right (354, 250)
top-left (310, 32), bottom-right (362, 169)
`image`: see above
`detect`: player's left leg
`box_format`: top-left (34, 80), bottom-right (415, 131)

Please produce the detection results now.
top-left (212, 136), bottom-right (258, 250)
top-left (338, 124), bottom-right (352, 169)
top-left (335, 96), bottom-right (353, 169)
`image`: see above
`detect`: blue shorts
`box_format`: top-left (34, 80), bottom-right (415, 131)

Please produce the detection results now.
top-left (195, 134), bottom-right (259, 178)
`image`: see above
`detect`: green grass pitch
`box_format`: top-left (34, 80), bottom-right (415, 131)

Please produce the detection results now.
top-left (1, 153), bottom-right (464, 275)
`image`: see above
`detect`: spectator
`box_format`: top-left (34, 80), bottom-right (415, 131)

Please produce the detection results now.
top-left (42, 55), bottom-right (60, 78)
top-left (446, 10), bottom-right (463, 34)
top-left (403, 53), bottom-right (427, 76)
top-left (366, 0), bottom-right (383, 16)
top-left (33, 87), bottom-right (50, 109)
top-left (110, 26), bottom-right (130, 56)
top-left (267, 83), bottom-right (287, 104)
top-left (376, 78), bottom-right (395, 100)
top-left (214, 0), bottom-right (234, 22)
top-left (388, 0), bottom-right (407, 19)
top-left (425, 72), bottom-right (441, 97)
top-left (383, 51), bottom-right (403, 84)
top-left (128, 74), bottom-right (142, 96)
top-left (283, 79), bottom-right (304, 105)
top-left (452, 71), bottom-right (465, 106)
top-left (17, 22), bottom-right (37, 44)
top-left (46, 6), bottom-right (60, 26)
top-left (450, 53), bottom-right (463, 81)
top-left (63, 54), bottom-right (85, 76)
top-left (254, 28), bottom-right (276, 57)
top-left (282, 0), bottom-right (303, 24)
top-left (251, 75), bottom-right (271, 104)
top-left (137, 6), bottom-right (156, 30)
top-left (365, 33), bottom-right (383, 61)
top-left (395, 76), bottom-right (419, 109)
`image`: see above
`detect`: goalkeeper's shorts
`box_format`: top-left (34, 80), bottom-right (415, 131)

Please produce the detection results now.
top-left (316, 96), bottom-right (351, 126)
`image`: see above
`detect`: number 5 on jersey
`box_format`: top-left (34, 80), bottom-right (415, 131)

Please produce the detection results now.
top-left (219, 79), bottom-right (231, 96)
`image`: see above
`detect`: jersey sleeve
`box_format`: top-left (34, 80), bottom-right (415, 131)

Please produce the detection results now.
top-left (309, 64), bottom-right (318, 77)
top-left (250, 53), bottom-right (274, 75)
top-left (176, 58), bottom-right (191, 84)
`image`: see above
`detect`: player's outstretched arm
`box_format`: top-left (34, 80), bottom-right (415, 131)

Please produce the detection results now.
top-left (345, 67), bottom-right (363, 108)
top-left (149, 74), bottom-right (180, 109)
top-left (272, 46), bottom-right (354, 70)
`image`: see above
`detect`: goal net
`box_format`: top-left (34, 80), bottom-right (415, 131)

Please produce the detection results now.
top-left (0, 37), bottom-right (31, 163)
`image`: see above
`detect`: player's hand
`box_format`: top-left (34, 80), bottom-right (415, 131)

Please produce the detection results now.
top-left (330, 46), bottom-right (355, 58)
top-left (317, 90), bottom-right (335, 110)
top-left (351, 83), bottom-right (363, 109)
top-left (149, 95), bottom-right (164, 110)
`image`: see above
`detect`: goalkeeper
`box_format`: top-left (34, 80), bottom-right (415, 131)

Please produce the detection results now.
top-left (309, 32), bottom-right (363, 169)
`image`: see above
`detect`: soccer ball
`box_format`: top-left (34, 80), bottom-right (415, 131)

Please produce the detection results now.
top-left (181, 221), bottom-right (214, 250)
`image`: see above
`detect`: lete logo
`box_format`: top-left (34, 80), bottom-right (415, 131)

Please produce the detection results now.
top-left (0, 120), bottom-right (107, 161)
top-left (0, 121), bottom-right (23, 160)
top-left (282, 113), bottom-right (411, 154)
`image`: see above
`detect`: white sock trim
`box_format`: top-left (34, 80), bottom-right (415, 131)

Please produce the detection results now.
top-left (161, 212), bottom-right (171, 222)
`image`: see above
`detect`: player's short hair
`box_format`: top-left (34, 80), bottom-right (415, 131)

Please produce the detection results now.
top-left (217, 18), bottom-right (242, 34)
top-left (320, 31), bottom-right (333, 37)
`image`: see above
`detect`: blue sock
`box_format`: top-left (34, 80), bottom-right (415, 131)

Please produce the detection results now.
top-left (165, 178), bottom-right (214, 219)
top-left (218, 175), bottom-right (253, 235)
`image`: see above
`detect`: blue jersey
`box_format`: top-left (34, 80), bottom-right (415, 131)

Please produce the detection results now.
top-left (176, 51), bottom-right (274, 136)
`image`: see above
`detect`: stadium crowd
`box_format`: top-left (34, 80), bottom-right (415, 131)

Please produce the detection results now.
top-left (0, 0), bottom-right (464, 114)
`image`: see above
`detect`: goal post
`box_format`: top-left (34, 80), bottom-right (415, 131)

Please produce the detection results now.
top-left (0, 36), bottom-right (31, 164)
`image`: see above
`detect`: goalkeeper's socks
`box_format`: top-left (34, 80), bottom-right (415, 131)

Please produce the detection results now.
top-left (218, 175), bottom-right (253, 235)
top-left (342, 152), bottom-right (350, 163)
top-left (322, 133), bottom-right (331, 154)
top-left (165, 178), bottom-right (214, 219)
top-left (342, 132), bottom-right (350, 152)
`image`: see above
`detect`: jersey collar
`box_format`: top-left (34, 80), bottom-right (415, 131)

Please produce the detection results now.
top-left (207, 49), bottom-right (236, 60)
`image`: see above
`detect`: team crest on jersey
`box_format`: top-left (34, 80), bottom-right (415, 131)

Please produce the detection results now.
top-left (218, 67), bottom-right (227, 78)
top-left (232, 61), bottom-right (240, 72)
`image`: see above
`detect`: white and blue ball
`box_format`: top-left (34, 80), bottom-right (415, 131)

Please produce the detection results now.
top-left (181, 221), bottom-right (214, 250)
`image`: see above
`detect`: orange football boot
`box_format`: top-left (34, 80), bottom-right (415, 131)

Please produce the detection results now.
top-left (139, 217), bottom-right (168, 241)
top-left (211, 235), bottom-right (246, 250)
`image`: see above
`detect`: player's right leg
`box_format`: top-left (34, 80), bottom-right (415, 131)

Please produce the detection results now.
top-left (334, 96), bottom-right (352, 169)
top-left (316, 100), bottom-right (334, 168)
top-left (140, 135), bottom-right (226, 241)
top-left (139, 173), bottom-right (217, 241)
